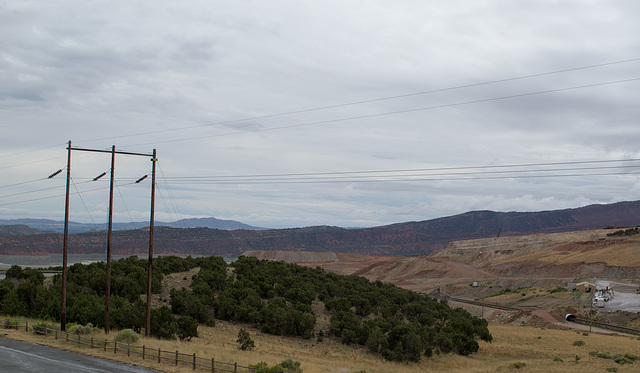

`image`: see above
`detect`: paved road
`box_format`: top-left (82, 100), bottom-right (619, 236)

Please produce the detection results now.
top-left (0, 337), bottom-right (163, 373)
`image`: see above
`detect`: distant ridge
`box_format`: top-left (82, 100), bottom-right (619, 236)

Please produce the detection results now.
top-left (1, 200), bottom-right (640, 257)
top-left (162, 217), bottom-right (266, 231)
top-left (0, 217), bottom-right (266, 234)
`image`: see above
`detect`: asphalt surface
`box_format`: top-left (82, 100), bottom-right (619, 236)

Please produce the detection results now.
top-left (0, 337), bottom-right (163, 373)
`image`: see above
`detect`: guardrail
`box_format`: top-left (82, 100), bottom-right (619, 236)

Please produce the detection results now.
top-left (2, 319), bottom-right (257, 372)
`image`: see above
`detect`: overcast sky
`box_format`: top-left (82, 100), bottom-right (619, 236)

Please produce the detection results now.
top-left (1, 1), bottom-right (640, 229)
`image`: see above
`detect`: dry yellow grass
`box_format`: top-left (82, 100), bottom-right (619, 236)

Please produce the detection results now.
top-left (3, 318), bottom-right (640, 373)
top-left (477, 324), bottom-right (640, 373)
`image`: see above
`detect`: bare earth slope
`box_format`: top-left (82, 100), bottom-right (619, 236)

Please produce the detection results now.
top-left (247, 228), bottom-right (640, 291)
top-left (245, 227), bottom-right (640, 328)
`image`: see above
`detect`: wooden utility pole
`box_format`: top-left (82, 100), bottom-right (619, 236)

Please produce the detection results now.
top-left (61, 140), bottom-right (72, 331)
top-left (60, 144), bottom-right (156, 335)
top-left (145, 149), bottom-right (157, 337)
top-left (105, 145), bottom-right (116, 334)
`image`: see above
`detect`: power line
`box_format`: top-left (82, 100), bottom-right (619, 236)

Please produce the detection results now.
top-left (75, 57), bottom-right (640, 144)
top-left (1, 58), bottom-right (638, 159)
top-left (7, 163), bottom-right (634, 205)
top-left (156, 163), bottom-right (185, 226)
top-left (0, 178), bottom-right (98, 199)
top-left (115, 181), bottom-right (142, 230)
top-left (154, 157), bottom-right (640, 185)
top-left (0, 185), bottom-right (111, 207)
top-left (71, 178), bottom-right (99, 229)
top-left (0, 184), bottom-right (67, 199)
top-left (0, 178), bottom-right (50, 189)
top-left (0, 156), bottom-right (68, 171)
top-left (0, 143), bottom-right (67, 159)
top-left (163, 158), bottom-right (640, 180)
top-left (125, 76), bottom-right (640, 147)
top-left (162, 170), bottom-right (640, 185)
top-left (3, 158), bottom-right (638, 204)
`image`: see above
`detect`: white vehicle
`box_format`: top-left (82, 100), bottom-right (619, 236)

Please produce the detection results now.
top-left (593, 296), bottom-right (605, 308)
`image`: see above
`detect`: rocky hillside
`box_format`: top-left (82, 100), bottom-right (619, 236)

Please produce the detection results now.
top-left (247, 227), bottom-right (640, 297)
top-left (2, 200), bottom-right (640, 257)
top-left (0, 225), bottom-right (45, 236)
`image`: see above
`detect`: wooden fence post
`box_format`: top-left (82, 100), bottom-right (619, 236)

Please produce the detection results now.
top-left (0, 327), bottom-right (263, 373)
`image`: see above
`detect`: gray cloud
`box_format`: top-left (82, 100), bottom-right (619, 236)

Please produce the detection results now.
top-left (1, 1), bottom-right (640, 228)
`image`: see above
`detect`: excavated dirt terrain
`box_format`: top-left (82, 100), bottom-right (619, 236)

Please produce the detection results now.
top-left (244, 227), bottom-right (640, 329)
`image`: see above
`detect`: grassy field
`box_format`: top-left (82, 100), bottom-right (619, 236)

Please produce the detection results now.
top-left (2, 317), bottom-right (639, 373)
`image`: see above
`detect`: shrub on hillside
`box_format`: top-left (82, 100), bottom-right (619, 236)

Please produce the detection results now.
top-left (176, 316), bottom-right (198, 341)
top-left (508, 362), bottom-right (526, 369)
top-left (607, 227), bottom-right (640, 237)
top-left (279, 359), bottom-right (302, 373)
top-left (251, 359), bottom-right (303, 373)
top-left (67, 322), bottom-right (94, 335)
top-left (33, 321), bottom-right (54, 335)
top-left (114, 328), bottom-right (140, 344)
top-left (0, 254), bottom-right (494, 364)
top-left (237, 328), bottom-right (255, 351)
top-left (150, 306), bottom-right (177, 340)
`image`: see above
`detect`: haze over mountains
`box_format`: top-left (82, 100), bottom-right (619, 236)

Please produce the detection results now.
top-left (1, 201), bottom-right (639, 258)
top-left (0, 217), bottom-right (265, 234)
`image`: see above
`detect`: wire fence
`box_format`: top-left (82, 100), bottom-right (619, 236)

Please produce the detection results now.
top-left (2, 319), bottom-right (257, 372)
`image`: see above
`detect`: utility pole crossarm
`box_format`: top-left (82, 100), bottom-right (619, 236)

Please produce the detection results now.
top-left (68, 146), bottom-right (153, 158)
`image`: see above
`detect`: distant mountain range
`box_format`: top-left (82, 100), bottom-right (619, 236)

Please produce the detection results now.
top-left (1, 200), bottom-right (640, 257)
top-left (0, 217), bottom-right (265, 234)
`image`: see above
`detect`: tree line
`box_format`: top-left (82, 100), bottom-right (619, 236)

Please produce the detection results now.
top-left (0, 255), bottom-right (491, 362)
